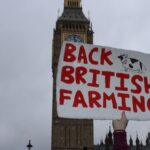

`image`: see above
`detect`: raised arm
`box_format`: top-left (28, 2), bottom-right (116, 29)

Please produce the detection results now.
top-left (112, 111), bottom-right (129, 150)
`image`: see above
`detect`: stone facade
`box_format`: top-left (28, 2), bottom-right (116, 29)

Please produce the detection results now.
top-left (51, 0), bottom-right (94, 149)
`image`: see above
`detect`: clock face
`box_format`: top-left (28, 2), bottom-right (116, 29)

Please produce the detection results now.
top-left (65, 34), bottom-right (84, 43)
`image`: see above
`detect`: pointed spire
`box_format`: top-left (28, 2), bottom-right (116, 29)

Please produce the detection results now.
top-left (57, 8), bottom-right (60, 19)
top-left (109, 125), bottom-right (111, 132)
top-left (108, 125), bottom-right (112, 137)
top-left (105, 134), bottom-right (109, 145)
top-left (107, 125), bottom-right (113, 146)
top-left (129, 136), bottom-right (133, 146)
top-left (148, 131), bottom-right (150, 138)
top-left (136, 134), bottom-right (140, 146)
top-left (100, 139), bottom-right (104, 146)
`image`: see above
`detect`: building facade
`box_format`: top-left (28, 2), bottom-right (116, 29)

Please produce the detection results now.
top-left (52, 0), bottom-right (94, 149)
top-left (51, 1), bottom-right (150, 150)
top-left (94, 129), bottom-right (150, 150)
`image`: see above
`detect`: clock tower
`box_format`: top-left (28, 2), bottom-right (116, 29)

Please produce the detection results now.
top-left (52, 0), bottom-right (94, 149)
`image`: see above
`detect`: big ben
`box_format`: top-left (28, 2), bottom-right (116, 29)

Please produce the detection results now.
top-left (52, 0), bottom-right (94, 149)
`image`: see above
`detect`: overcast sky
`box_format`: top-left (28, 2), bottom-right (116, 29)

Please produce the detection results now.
top-left (0, 0), bottom-right (150, 149)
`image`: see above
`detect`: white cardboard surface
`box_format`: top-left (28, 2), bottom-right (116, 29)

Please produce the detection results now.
top-left (56, 41), bottom-right (150, 120)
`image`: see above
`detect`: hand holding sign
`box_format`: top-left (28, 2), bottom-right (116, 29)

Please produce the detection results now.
top-left (112, 111), bottom-right (129, 150)
top-left (113, 111), bottom-right (128, 131)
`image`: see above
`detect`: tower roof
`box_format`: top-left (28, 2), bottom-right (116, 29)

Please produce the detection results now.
top-left (58, 0), bottom-right (89, 22)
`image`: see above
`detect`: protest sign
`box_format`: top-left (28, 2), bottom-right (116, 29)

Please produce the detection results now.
top-left (56, 41), bottom-right (150, 120)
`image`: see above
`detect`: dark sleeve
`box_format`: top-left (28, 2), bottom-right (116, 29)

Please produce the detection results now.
top-left (113, 131), bottom-right (129, 150)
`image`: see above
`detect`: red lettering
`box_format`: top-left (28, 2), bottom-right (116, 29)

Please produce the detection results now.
top-left (87, 69), bottom-right (100, 87)
top-left (73, 90), bottom-right (88, 108)
top-left (78, 46), bottom-right (88, 64)
top-left (101, 48), bottom-right (113, 65)
top-left (115, 73), bottom-right (129, 91)
top-left (64, 43), bottom-right (76, 62)
top-left (132, 96), bottom-right (145, 112)
top-left (144, 77), bottom-right (150, 94)
top-left (89, 47), bottom-right (98, 65)
top-left (131, 75), bottom-right (143, 94)
top-left (102, 71), bottom-right (115, 88)
top-left (59, 89), bottom-right (72, 105)
top-left (76, 67), bottom-right (87, 84)
top-left (103, 92), bottom-right (117, 109)
top-left (61, 66), bottom-right (74, 84)
top-left (88, 91), bottom-right (101, 108)
top-left (147, 98), bottom-right (150, 111)
top-left (118, 93), bottom-right (131, 111)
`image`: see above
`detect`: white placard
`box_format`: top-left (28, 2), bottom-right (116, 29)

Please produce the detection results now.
top-left (56, 41), bottom-right (150, 120)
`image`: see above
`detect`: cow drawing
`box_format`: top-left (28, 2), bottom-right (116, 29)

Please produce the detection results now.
top-left (118, 54), bottom-right (147, 73)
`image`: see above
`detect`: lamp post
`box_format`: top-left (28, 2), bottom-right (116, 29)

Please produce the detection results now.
top-left (26, 140), bottom-right (33, 150)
